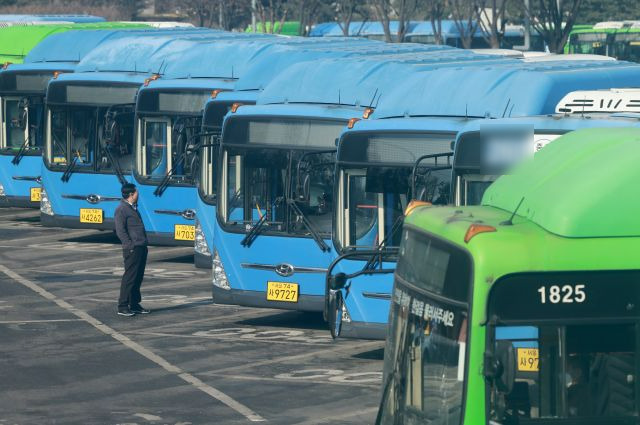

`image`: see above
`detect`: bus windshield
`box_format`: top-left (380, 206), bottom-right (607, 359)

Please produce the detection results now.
top-left (612, 32), bottom-right (640, 63)
top-left (136, 115), bottom-right (201, 184)
top-left (1, 96), bottom-right (45, 154)
top-left (336, 132), bottom-right (454, 252)
top-left (568, 32), bottom-right (610, 55)
top-left (199, 101), bottom-right (237, 203)
top-left (454, 131), bottom-right (561, 206)
top-left (486, 271), bottom-right (640, 424)
top-left (136, 89), bottom-right (212, 184)
top-left (220, 117), bottom-right (345, 240)
top-left (377, 227), bottom-right (472, 425)
top-left (46, 104), bottom-right (134, 173)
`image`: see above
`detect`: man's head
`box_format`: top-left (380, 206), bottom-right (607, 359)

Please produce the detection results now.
top-left (121, 183), bottom-right (138, 203)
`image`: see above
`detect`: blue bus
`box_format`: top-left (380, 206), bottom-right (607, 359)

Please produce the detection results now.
top-left (209, 50), bottom-right (521, 311)
top-left (132, 36), bottom-right (374, 246)
top-left (38, 29), bottom-right (259, 230)
top-left (0, 28), bottom-right (160, 208)
top-left (195, 41), bottom-right (469, 267)
top-left (325, 62), bottom-right (640, 339)
top-left (150, 37), bottom-right (394, 252)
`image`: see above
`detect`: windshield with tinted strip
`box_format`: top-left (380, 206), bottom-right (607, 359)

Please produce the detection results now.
top-left (0, 96), bottom-right (45, 154)
top-left (487, 271), bottom-right (640, 424)
top-left (46, 104), bottom-right (134, 174)
top-left (221, 117), bottom-right (345, 238)
top-left (336, 132), bottom-right (454, 252)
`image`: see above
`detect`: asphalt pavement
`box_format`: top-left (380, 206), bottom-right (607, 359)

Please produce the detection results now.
top-left (0, 207), bottom-right (385, 425)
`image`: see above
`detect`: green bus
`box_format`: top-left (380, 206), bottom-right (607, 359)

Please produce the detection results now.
top-left (245, 21), bottom-right (300, 36)
top-left (0, 22), bottom-right (149, 64)
top-left (567, 22), bottom-right (640, 62)
top-left (376, 127), bottom-right (640, 424)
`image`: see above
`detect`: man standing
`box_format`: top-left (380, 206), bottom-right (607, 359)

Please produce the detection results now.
top-left (114, 183), bottom-right (150, 317)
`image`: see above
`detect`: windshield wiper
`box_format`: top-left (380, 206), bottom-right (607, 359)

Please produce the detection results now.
top-left (286, 197), bottom-right (330, 252)
top-left (11, 132), bottom-right (31, 165)
top-left (61, 154), bottom-right (79, 182)
top-left (153, 131), bottom-right (213, 197)
top-left (240, 197), bottom-right (283, 247)
top-left (101, 145), bottom-right (127, 185)
top-left (364, 214), bottom-right (405, 271)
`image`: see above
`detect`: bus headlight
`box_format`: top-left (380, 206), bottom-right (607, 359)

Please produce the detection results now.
top-left (212, 248), bottom-right (230, 290)
top-left (0, 183), bottom-right (5, 197)
top-left (194, 219), bottom-right (211, 256)
top-left (40, 188), bottom-right (53, 216)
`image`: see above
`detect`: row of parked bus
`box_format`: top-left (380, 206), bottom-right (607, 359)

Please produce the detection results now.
top-left (1, 24), bottom-right (639, 424)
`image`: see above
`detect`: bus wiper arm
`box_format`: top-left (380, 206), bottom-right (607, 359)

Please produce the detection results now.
top-left (61, 155), bottom-right (79, 182)
top-left (364, 214), bottom-right (404, 271)
top-left (153, 132), bottom-right (208, 197)
top-left (11, 132), bottom-right (31, 165)
top-left (286, 197), bottom-right (330, 252)
top-left (240, 197), bottom-right (283, 248)
top-left (102, 145), bottom-right (127, 185)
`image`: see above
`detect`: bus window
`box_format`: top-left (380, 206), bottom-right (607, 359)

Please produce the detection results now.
top-left (490, 324), bottom-right (637, 420)
top-left (377, 228), bottom-right (471, 425)
top-left (612, 33), bottom-right (640, 63)
top-left (140, 119), bottom-right (169, 179)
top-left (487, 271), bottom-right (640, 423)
top-left (2, 97), bottom-right (27, 150)
top-left (97, 108), bottom-right (134, 173)
top-left (199, 135), bottom-right (217, 201)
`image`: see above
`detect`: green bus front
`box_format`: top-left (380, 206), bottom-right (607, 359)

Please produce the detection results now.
top-left (377, 217), bottom-right (640, 425)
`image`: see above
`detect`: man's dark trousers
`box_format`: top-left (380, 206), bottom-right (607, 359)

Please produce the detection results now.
top-left (118, 246), bottom-right (148, 309)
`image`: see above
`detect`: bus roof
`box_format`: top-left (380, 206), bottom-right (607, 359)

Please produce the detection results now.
top-left (256, 49), bottom-right (518, 107)
top-left (73, 29), bottom-right (245, 74)
top-left (372, 60), bottom-right (640, 119)
top-left (233, 42), bottom-right (455, 92)
top-left (483, 127), bottom-right (640, 238)
top-left (0, 22), bottom-right (150, 63)
top-left (22, 26), bottom-right (151, 64)
top-left (159, 36), bottom-right (377, 80)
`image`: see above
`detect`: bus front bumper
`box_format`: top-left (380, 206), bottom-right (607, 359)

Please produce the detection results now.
top-left (0, 195), bottom-right (38, 208)
top-left (212, 286), bottom-right (324, 312)
top-left (147, 231), bottom-right (194, 247)
top-left (40, 213), bottom-right (115, 230)
top-left (340, 321), bottom-right (388, 340)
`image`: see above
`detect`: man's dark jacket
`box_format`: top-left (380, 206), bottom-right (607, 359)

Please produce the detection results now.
top-left (114, 200), bottom-right (148, 251)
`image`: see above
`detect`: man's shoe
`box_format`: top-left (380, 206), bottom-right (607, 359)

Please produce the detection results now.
top-left (117, 308), bottom-right (135, 317)
top-left (130, 305), bottom-right (150, 314)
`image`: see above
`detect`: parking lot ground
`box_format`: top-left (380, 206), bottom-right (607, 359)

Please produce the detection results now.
top-left (0, 208), bottom-right (385, 425)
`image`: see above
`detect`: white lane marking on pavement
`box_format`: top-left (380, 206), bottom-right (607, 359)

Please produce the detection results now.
top-left (0, 265), bottom-right (266, 423)
top-left (293, 407), bottom-right (380, 425)
top-left (0, 319), bottom-right (83, 324)
top-left (133, 413), bottom-right (162, 421)
top-left (204, 341), bottom-right (384, 375)
top-left (131, 330), bottom-right (330, 347)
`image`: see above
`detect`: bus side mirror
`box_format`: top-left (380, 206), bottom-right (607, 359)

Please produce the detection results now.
top-left (328, 272), bottom-right (347, 290)
top-left (484, 340), bottom-right (516, 394)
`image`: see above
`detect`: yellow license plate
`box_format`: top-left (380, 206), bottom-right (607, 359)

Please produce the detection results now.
top-left (267, 281), bottom-right (299, 302)
top-left (80, 208), bottom-right (103, 224)
top-left (517, 348), bottom-right (539, 372)
top-left (30, 187), bottom-right (41, 202)
top-left (174, 224), bottom-right (195, 241)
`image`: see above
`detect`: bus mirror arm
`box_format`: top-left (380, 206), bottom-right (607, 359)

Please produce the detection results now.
top-left (484, 340), bottom-right (516, 394)
top-left (410, 152), bottom-right (453, 201)
top-left (323, 249), bottom-right (398, 321)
